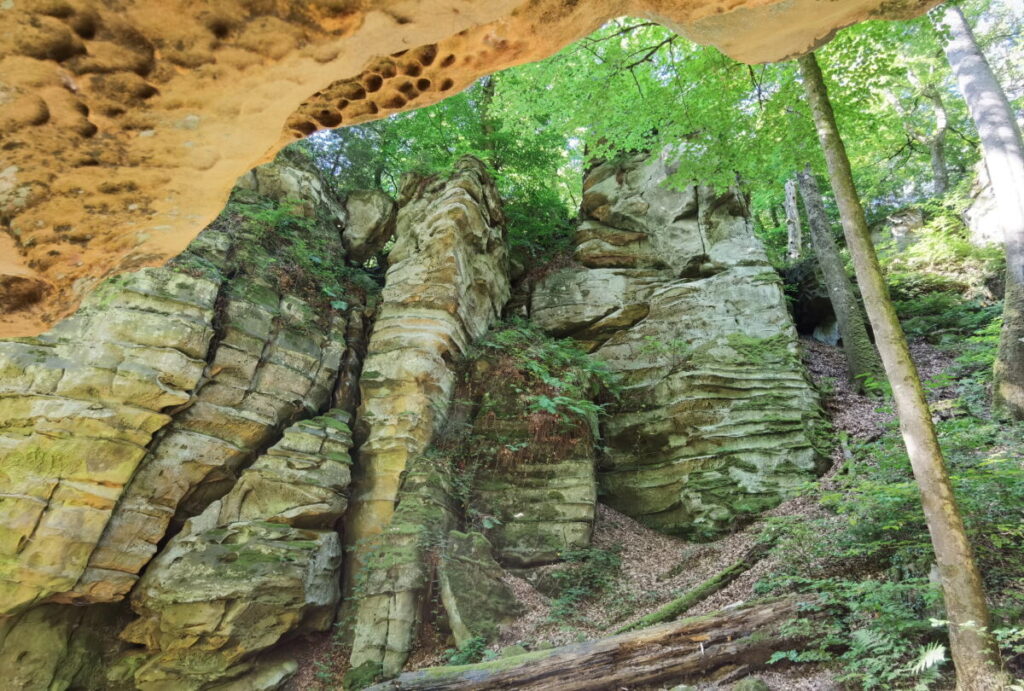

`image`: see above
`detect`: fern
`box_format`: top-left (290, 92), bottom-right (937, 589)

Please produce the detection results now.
top-left (909, 642), bottom-right (946, 676)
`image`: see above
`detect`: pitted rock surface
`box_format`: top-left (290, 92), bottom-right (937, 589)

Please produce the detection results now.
top-left (0, 0), bottom-right (939, 336)
top-left (531, 153), bottom-right (828, 538)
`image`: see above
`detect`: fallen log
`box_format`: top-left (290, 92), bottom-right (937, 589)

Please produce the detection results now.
top-left (616, 540), bottom-right (774, 634)
top-left (367, 596), bottom-right (822, 690)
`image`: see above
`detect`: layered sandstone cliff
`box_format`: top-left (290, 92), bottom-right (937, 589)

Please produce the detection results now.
top-left (532, 153), bottom-right (828, 538)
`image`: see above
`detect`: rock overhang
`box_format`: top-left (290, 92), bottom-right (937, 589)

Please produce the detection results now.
top-left (0, 0), bottom-right (939, 336)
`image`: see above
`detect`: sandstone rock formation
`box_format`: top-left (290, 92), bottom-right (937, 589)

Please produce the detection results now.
top-left (0, 0), bottom-right (940, 336)
top-left (122, 411), bottom-right (353, 690)
top-left (0, 150), bottom-right (378, 691)
top-left (0, 602), bottom-right (118, 690)
top-left (532, 152), bottom-right (828, 538)
top-left (464, 354), bottom-right (599, 567)
top-left (346, 156), bottom-right (509, 680)
top-left (346, 156), bottom-right (509, 559)
top-left (0, 150), bottom-right (356, 616)
top-left (344, 189), bottom-right (397, 264)
top-left (438, 530), bottom-right (522, 647)
top-left (348, 454), bottom-right (460, 682)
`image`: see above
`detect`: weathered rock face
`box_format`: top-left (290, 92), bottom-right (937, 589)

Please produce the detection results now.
top-left (347, 156), bottom-right (509, 559)
top-left (122, 411), bottom-right (353, 690)
top-left (0, 149), bottom-right (355, 616)
top-left (438, 530), bottom-right (522, 647)
top-left (346, 156), bottom-right (509, 680)
top-left (532, 153), bottom-right (827, 539)
top-left (348, 454), bottom-right (460, 682)
top-left (0, 602), bottom-right (120, 691)
top-left (464, 355), bottom-right (599, 567)
top-left (0, 0), bottom-right (940, 337)
top-left (344, 189), bottom-right (398, 264)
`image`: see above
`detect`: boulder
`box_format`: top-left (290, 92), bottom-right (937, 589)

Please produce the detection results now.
top-left (438, 531), bottom-right (521, 647)
top-left (123, 411), bottom-right (353, 690)
top-left (344, 190), bottom-right (397, 264)
top-left (531, 153), bottom-right (828, 539)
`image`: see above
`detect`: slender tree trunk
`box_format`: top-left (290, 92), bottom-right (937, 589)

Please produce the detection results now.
top-left (784, 176), bottom-right (803, 259)
top-left (798, 51), bottom-right (1006, 691)
top-left (796, 164), bottom-right (881, 389)
top-left (936, 4), bottom-right (1024, 420)
top-left (478, 75), bottom-right (501, 170)
top-left (925, 85), bottom-right (950, 196)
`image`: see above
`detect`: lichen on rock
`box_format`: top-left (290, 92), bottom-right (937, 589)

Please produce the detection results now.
top-left (346, 156), bottom-right (510, 569)
top-left (0, 148), bottom-right (359, 615)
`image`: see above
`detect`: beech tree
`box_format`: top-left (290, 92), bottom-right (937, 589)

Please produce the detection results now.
top-left (798, 50), bottom-right (1007, 690)
top-left (784, 176), bottom-right (803, 258)
top-left (795, 164), bottom-right (881, 389)
top-left (934, 3), bottom-right (1024, 420)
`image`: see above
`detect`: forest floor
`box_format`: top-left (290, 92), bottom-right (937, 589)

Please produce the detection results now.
top-left (287, 337), bottom-right (959, 690)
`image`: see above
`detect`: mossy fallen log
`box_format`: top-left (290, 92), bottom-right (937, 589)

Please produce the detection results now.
top-left (616, 540), bottom-right (774, 634)
top-left (367, 596), bottom-right (821, 690)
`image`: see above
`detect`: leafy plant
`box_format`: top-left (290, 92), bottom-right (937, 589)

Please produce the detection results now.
top-left (443, 635), bottom-right (489, 666)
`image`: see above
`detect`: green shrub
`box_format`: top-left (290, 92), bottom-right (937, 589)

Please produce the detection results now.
top-left (443, 635), bottom-right (490, 666)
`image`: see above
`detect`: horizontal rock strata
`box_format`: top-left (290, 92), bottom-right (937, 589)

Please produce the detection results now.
top-left (463, 355), bottom-right (599, 567)
top-left (347, 156), bottom-right (509, 559)
top-left (532, 153), bottom-right (827, 538)
top-left (346, 155), bottom-right (510, 678)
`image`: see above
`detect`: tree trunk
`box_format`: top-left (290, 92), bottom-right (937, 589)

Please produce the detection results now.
top-left (785, 176), bottom-right (803, 259)
top-left (925, 85), bottom-right (950, 197)
top-left (615, 540), bottom-right (773, 634)
top-left (478, 75), bottom-right (501, 170)
top-left (797, 51), bottom-right (1006, 691)
top-left (796, 164), bottom-right (882, 390)
top-left (367, 597), bottom-right (823, 690)
top-left (936, 4), bottom-right (1024, 420)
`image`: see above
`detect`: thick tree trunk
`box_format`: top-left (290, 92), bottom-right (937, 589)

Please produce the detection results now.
top-left (796, 164), bottom-right (882, 390)
top-left (798, 51), bottom-right (1007, 691)
top-left (936, 4), bottom-right (1024, 420)
top-left (368, 597), bottom-right (822, 690)
top-left (785, 176), bottom-right (803, 259)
